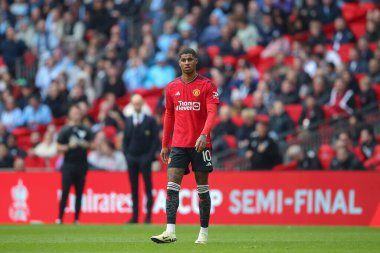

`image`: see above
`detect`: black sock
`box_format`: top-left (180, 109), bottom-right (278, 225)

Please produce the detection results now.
top-left (197, 185), bottom-right (211, 228)
top-left (166, 182), bottom-right (180, 224)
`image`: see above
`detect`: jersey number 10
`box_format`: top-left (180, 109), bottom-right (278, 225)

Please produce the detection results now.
top-left (202, 150), bottom-right (212, 162)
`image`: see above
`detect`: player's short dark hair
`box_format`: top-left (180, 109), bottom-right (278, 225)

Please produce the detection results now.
top-left (178, 48), bottom-right (198, 59)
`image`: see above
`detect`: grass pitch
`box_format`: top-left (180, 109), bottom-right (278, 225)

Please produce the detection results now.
top-left (0, 225), bottom-right (379, 253)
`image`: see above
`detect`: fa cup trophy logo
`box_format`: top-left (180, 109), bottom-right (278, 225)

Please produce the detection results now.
top-left (9, 179), bottom-right (30, 222)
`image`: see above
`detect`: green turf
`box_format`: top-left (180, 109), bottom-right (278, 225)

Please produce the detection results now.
top-left (0, 225), bottom-right (379, 253)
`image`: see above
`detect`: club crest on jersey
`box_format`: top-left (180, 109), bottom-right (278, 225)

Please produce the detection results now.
top-left (193, 89), bottom-right (201, 97)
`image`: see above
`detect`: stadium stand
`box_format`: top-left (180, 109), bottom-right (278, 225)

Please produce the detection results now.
top-left (0, 0), bottom-right (379, 172)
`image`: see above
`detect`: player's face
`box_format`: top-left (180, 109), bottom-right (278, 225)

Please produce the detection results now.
top-left (179, 54), bottom-right (198, 74)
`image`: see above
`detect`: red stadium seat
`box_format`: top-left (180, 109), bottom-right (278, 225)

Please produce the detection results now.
top-left (16, 136), bottom-right (32, 151)
top-left (372, 85), bottom-right (380, 101)
top-left (12, 127), bottom-right (30, 137)
top-left (246, 45), bottom-right (264, 65)
top-left (273, 161), bottom-right (297, 171)
top-left (223, 56), bottom-right (237, 66)
top-left (338, 43), bottom-right (355, 63)
top-left (349, 20), bottom-right (366, 39)
top-left (102, 126), bottom-right (117, 140)
top-left (52, 117), bottom-right (67, 127)
top-left (342, 3), bottom-right (365, 23)
top-left (24, 156), bottom-right (46, 169)
top-left (207, 46), bottom-right (220, 59)
top-left (223, 135), bottom-right (237, 149)
top-left (353, 147), bottom-right (366, 162)
top-left (243, 95), bottom-right (254, 107)
top-left (318, 144), bottom-right (336, 170)
top-left (231, 115), bottom-right (244, 127)
top-left (284, 104), bottom-right (303, 125)
top-left (369, 43), bottom-right (377, 52)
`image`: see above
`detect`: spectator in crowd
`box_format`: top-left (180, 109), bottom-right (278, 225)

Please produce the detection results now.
top-left (269, 100), bottom-right (294, 136)
top-left (368, 59), bottom-right (380, 84)
top-left (22, 94), bottom-right (52, 128)
top-left (122, 94), bottom-right (158, 224)
top-left (332, 17), bottom-right (355, 50)
top-left (300, 0), bottom-right (320, 29)
top-left (0, 27), bottom-right (27, 75)
top-left (157, 20), bottom-right (180, 54)
top-left (62, 10), bottom-right (85, 44)
top-left (44, 80), bottom-right (68, 118)
top-left (1, 96), bottom-right (23, 131)
top-left (236, 108), bottom-right (256, 157)
top-left (15, 79), bottom-right (34, 109)
top-left (319, 0), bottom-right (341, 24)
top-left (31, 19), bottom-right (59, 58)
top-left (35, 58), bottom-right (59, 98)
top-left (278, 79), bottom-right (300, 104)
top-left (88, 140), bottom-right (127, 172)
top-left (13, 157), bottom-right (25, 172)
top-left (122, 56), bottom-right (148, 92)
top-left (32, 126), bottom-right (57, 159)
top-left (88, 0), bottom-right (114, 36)
top-left (200, 13), bottom-right (221, 46)
top-left (6, 135), bottom-right (26, 159)
top-left (308, 21), bottom-right (329, 48)
top-left (258, 13), bottom-right (281, 47)
top-left (286, 145), bottom-right (322, 170)
top-left (256, 80), bottom-right (276, 108)
top-left (347, 47), bottom-right (368, 74)
top-left (335, 130), bottom-right (354, 151)
top-left (67, 83), bottom-right (88, 107)
top-left (0, 143), bottom-right (13, 169)
top-left (299, 95), bottom-right (325, 129)
top-left (236, 16), bottom-right (259, 50)
top-left (348, 114), bottom-right (363, 142)
top-left (364, 20), bottom-right (380, 42)
top-left (247, 0), bottom-right (263, 28)
top-left (330, 145), bottom-right (364, 171)
top-left (358, 77), bottom-right (378, 110)
top-left (357, 37), bottom-right (373, 62)
top-left (0, 123), bottom-right (10, 145)
top-left (213, 105), bottom-right (238, 139)
top-left (357, 126), bottom-right (378, 160)
top-left (327, 78), bottom-right (355, 118)
top-left (252, 91), bottom-right (269, 115)
top-left (102, 65), bottom-right (126, 98)
top-left (144, 53), bottom-right (176, 89)
top-left (246, 120), bottom-right (281, 170)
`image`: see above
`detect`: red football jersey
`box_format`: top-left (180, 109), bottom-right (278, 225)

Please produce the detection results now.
top-left (165, 75), bottom-right (220, 148)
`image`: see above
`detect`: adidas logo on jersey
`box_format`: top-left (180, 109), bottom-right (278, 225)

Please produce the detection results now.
top-left (206, 162), bottom-right (212, 166)
top-left (175, 91), bottom-right (180, 96)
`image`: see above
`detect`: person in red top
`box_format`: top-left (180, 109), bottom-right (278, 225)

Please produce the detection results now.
top-left (151, 48), bottom-right (219, 244)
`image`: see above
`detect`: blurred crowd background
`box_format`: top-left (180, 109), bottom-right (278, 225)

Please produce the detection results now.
top-left (0, 0), bottom-right (379, 172)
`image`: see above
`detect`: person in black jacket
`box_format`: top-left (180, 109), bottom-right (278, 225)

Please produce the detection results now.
top-left (286, 145), bottom-right (322, 170)
top-left (269, 100), bottom-right (294, 136)
top-left (358, 126), bottom-right (378, 160)
top-left (299, 95), bottom-right (324, 129)
top-left (236, 108), bottom-right (256, 157)
top-left (123, 94), bottom-right (158, 224)
top-left (330, 146), bottom-right (364, 171)
top-left (246, 121), bottom-right (281, 170)
top-left (57, 105), bottom-right (93, 224)
top-left (359, 77), bottom-right (378, 111)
